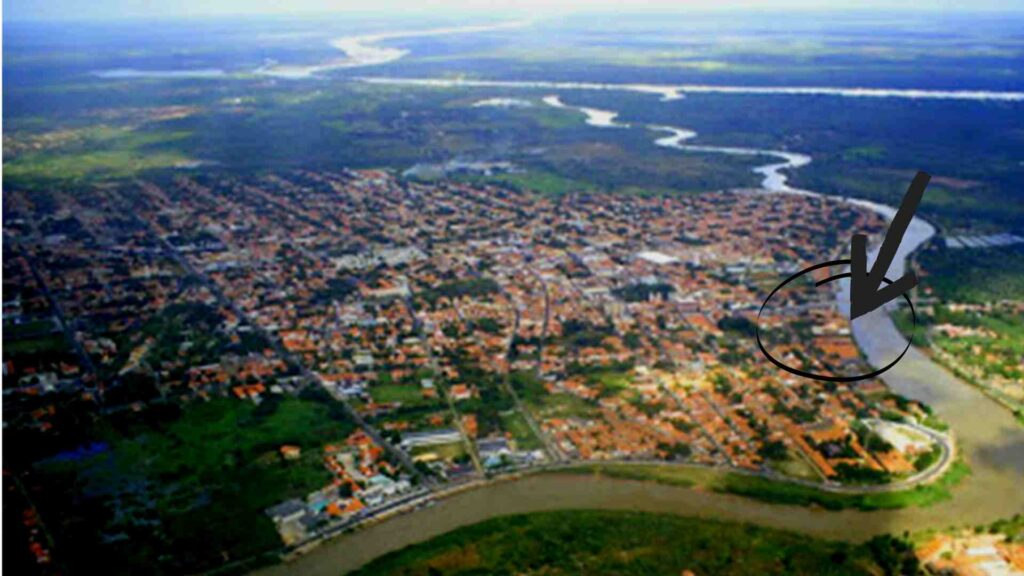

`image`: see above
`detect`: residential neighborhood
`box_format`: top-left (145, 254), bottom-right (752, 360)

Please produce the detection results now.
top-left (4, 169), bottom-right (954, 555)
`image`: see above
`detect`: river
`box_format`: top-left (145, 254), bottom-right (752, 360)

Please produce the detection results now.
top-left (256, 87), bottom-right (1024, 576)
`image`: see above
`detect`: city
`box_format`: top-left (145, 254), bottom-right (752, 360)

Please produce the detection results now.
top-left (4, 4), bottom-right (1024, 575)
top-left (4, 169), bottom-right (966, 567)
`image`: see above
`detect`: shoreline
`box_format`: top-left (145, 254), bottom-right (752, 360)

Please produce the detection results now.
top-left (359, 76), bottom-right (1024, 102)
top-left (273, 443), bottom-right (961, 564)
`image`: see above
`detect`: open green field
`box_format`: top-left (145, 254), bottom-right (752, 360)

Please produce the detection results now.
top-left (28, 395), bottom-right (356, 574)
top-left (351, 510), bottom-right (908, 575)
top-left (500, 410), bottom-right (542, 450)
top-left (556, 460), bottom-right (971, 511)
top-left (511, 370), bottom-right (600, 420)
top-left (770, 453), bottom-right (821, 481)
top-left (4, 125), bottom-right (193, 184)
top-left (411, 440), bottom-right (468, 463)
top-left (527, 391), bottom-right (599, 419)
top-left (371, 384), bottom-right (433, 406)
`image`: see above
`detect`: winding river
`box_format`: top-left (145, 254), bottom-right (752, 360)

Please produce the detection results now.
top-left (256, 86), bottom-right (1024, 576)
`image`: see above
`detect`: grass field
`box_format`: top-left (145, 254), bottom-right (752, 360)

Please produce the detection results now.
top-left (528, 391), bottom-right (599, 419)
top-left (350, 510), bottom-right (890, 575)
top-left (587, 369), bottom-right (633, 394)
top-left (411, 440), bottom-right (468, 463)
top-left (556, 460), bottom-right (971, 511)
top-left (771, 453), bottom-right (821, 481)
top-left (371, 384), bottom-right (432, 406)
top-left (483, 170), bottom-right (590, 196)
top-left (500, 410), bottom-right (542, 450)
top-left (4, 125), bottom-right (193, 183)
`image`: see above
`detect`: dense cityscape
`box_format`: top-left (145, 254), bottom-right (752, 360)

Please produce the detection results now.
top-left (5, 169), bottom-right (969, 566)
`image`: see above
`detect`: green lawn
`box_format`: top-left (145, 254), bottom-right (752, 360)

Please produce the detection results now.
top-left (411, 440), bottom-right (467, 463)
top-left (351, 510), bottom-right (891, 575)
top-left (372, 384), bottom-right (432, 406)
top-left (512, 371), bottom-right (601, 420)
top-left (771, 453), bottom-right (821, 481)
top-left (500, 410), bottom-right (542, 450)
top-left (587, 369), bottom-right (633, 395)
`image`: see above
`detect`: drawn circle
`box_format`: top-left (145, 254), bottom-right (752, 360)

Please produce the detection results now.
top-left (755, 258), bottom-right (916, 383)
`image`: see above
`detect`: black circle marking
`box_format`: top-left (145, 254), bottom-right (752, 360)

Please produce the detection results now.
top-left (755, 258), bottom-right (916, 383)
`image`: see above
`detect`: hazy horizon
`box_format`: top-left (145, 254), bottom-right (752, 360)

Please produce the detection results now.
top-left (6, 0), bottom-right (1024, 23)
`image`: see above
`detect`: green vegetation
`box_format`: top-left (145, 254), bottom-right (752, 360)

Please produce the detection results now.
top-left (771, 454), bottom-right (821, 481)
top-left (2, 318), bottom-right (59, 340)
top-left (481, 170), bottom-right (590, 196)
top-left (587, 369), bottom-right (632, 395)
top-left (891, 245), bottom-right (1024, 423)
top-left (988, 513), bottom-right (1024, 542)
top-left (914, 446), bottom-right (943, 473)
top-left (919, 245), bottom-right (1024, 304)
top-left (113, 302), bottom-right (244, 370)
top-left (510, 370), bottom-right (598, 418)
top-left (420, 278), bottom-right (500, 306)
top-left (842, 145), bottom-right (886, 161)
top-left (500, 410), bottom-right (542, 450)
top-left (5, 125), bottom-right (193, 184)
top-left (614, 282), bottom-right (674, 303)
top-left (528, 391), bottom-right (599, 419)
top-left (30, 395), bottom-right (355, 574)
top-left (410, 440), bottom-right (467, 462)
top-left (896, 300), bottom-right (1024, 409)
top-left (352, 510), bottom-right (894, 575)
top-left (2, 325), bottom-right (81, 385)
top-left (557, 460), bottom-right (970, 511)
top-left (933, 311), bottom-right (1022, 383)
top-left (372, 384), bottom-right (432, 406)
top-left (524, 105), bottom-right (586, 129)
top-left (920, 413), bottom-right (950, 432)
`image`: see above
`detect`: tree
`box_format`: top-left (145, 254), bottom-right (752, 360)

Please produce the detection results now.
top-left (758, 440), bottom-right (788, 461)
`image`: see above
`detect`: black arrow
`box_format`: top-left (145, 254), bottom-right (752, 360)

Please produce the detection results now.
top-left (849, 170), bottom-right (929, 320)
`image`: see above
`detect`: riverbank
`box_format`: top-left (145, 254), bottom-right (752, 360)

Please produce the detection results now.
top-left (350, 510), bottom-right (899, 576)
top-left (250, 450), bottom-right (969, 576)
top-left (554, 459), bottom-right (969, 512)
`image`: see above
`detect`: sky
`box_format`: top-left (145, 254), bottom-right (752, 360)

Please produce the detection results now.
top-left (5, 0), bottom-right (1024, 22)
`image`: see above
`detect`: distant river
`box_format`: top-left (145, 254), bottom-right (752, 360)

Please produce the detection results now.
top-left (255, 86), bottom-right (1024, 576)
